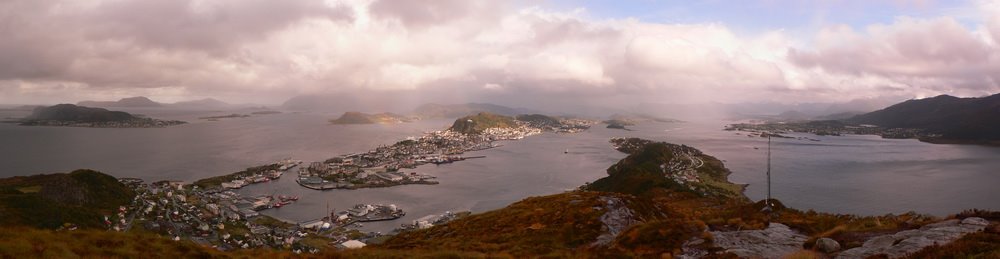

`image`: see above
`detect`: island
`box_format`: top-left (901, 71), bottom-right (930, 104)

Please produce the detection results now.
top-left (300, 112), bottom-right (595, 190)
top-left (604, 119), bottom-right (633, 130)
top-left (17, 104), bottom-right (186, 128)
top-left (199, 113), bottom-right (251, 120)
top-left (329, 111), bottom-right (416, 125)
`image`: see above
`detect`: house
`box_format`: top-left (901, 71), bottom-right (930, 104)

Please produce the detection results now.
top-left (250, 225), bottom-right (271, 235)
top-left (375, 172), bottom-right (404, 182)
top-left (240, 209), bottom-right (259, 218)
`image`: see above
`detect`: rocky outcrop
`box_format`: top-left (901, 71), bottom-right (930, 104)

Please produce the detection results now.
top-left (710, 223), bottom-right (809, 258)
top-left (593, 196), bottom-right (641, 246)
top-left (836, 217), bottom-right (989, 259)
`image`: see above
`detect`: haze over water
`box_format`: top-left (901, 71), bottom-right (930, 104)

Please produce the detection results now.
top-left (2, 111), bottom-right (999, 232)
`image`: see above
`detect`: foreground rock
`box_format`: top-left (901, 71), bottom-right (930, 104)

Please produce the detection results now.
top-left (710, 223), bottom-right (809, 258)
top-left (836, 217), bottom-right (989, 258)
top-left (815, 237), bottom-right (841, 253)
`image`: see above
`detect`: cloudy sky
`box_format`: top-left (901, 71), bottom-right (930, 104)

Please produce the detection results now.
top-left (1, 0), bottom-right (998, 106)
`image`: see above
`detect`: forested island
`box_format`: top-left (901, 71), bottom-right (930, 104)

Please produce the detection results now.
top-left (17, 104), bottom-right (186, 128)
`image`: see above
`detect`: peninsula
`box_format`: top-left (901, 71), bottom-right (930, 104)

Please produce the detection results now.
top-left (726, 93), bottom-right (1000, 146)
top-left (299, 112), bottom-right (594, 190)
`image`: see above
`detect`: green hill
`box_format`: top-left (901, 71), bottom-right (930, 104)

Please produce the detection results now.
top-left (449, 112), bottom-right (518, 134)
top-left (588, 138), bottom-right (746, 200)
top-left (25, 104), bottom-right (136, 123)
top-left (0, 169), bottom-right (135, 229)
top-left (330, 111), bottom-right (413, 124)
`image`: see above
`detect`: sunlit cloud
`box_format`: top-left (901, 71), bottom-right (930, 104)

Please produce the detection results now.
top-left (0, 0), bottom-right (997, 105)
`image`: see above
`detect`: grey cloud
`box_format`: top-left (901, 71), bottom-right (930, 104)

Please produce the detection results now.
top-left (0, 0), bottom-right (351, 87)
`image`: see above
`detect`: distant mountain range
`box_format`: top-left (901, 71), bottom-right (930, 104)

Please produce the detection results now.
top-left (77, 96), bottom-right (236, 109)
top-left (78, 96), bottom-right (162, 107)
top-left (413, 103), bottom-right (535, 119)
top-left (846, 94), bottom-right (1000, 142)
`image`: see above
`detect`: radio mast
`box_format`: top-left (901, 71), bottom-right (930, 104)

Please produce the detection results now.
top-left (764, 135), bottom-right (773, 212)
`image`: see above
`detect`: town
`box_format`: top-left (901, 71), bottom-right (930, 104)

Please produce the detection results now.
top-left (109, 171), bottom-right (469, 253)
top-left (724, 120), bottom-right (939, 140)
top-left (101, 114), bottom-right (597, 252)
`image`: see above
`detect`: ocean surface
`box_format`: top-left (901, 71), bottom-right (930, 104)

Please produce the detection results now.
top-left (2, 109), bottom-right (999, 232)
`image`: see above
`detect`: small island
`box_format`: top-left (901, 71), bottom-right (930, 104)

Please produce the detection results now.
top-left (199, 113), bottom-right (251, 120)
top-left (604, 119), bottom-right (634, 130)
top-left (329, 111), bottom-right (416, 125)
top-left (17, 104), bottom-right (186, 128)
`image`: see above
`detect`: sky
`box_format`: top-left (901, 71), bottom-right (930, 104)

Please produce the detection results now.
top-left (1, 0), bottom-right (998, 107)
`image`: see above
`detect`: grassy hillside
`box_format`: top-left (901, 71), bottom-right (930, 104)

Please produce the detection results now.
top-left (449, 112), bottom-right (518, 134)
top-left (0, 169), bottom-right (135, 229)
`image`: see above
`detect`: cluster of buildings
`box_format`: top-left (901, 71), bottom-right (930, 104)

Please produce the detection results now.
top-left (110, 178), bottom-right (345, 252)
top-left (658, 145), bottom-right (706, 186)
top-left (397, 211), bottom-right (470, 231)
top-left (725, 122), bottom-right (939, 140)
top-left (217, 159), bottom-right (302, 190)
top-left (294, 125), bottom-right (550, 190)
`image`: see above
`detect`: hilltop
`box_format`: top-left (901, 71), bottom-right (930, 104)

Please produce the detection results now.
top-left (330, 112), bottom-right (415, 125)
top-left (0, 169), bottom-right (135, 229)
top-left (448, 112), bottom-right (519, 134)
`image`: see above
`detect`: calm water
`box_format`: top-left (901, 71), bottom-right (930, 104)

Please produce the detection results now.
top-left (2, 111), bottom-right (999, 232)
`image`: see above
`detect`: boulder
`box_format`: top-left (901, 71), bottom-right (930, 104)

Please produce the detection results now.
top-left (815, 237), bottom-right (841, 253)
top-left (711, 223), bottom-right (809, 258)
top-left (836, 217), bottom-right (989, 259)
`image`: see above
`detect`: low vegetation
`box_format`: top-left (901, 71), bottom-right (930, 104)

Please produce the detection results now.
top-left (0, 169), bottom-right (134, 229)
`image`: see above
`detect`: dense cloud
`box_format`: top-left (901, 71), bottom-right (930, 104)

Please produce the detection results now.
top-left (0, 0), bottom-right (998, 105)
